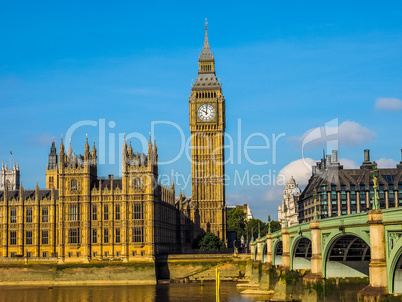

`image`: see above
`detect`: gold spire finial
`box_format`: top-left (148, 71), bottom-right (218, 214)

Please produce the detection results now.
top-left (205, 18), bottom-right (208, 31)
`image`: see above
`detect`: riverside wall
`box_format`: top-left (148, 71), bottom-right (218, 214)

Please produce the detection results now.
top-left (0, 254), bottom-right (250, 286)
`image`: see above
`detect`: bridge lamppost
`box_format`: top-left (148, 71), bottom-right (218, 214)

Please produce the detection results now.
top-left (267, 215), bottom-right (271, 234)
top-left (266, 215), bottom-right (273, 265)
top-left (313, 189), bottom-right (319, 220)
top-left (370, 160), bottom-right (380, 210)
top-left (284, 203), bottom-right (288, 228)
top-left (358, 160), bottom-right (388, 298)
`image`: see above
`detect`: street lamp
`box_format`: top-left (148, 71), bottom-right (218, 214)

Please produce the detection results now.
top-left (370, 160), bottom-right (380, 210)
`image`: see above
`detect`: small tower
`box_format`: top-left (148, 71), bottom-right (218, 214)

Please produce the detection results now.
top-left (46, 140), bottom-right (59, 189)
top-left (0, 159), bottom-right (20, 190)
top-left (278, 176), bottom-right (301, 227)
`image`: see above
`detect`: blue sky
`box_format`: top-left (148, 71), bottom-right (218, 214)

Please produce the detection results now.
top-left (1, 1), bottom-right (401, 221)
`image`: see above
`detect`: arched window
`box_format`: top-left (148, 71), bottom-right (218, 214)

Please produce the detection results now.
top-left (134, 178), bottom-right (141, 190)
top-left (71, 179), bottom-right (77, 190)
top-left (6, 179), bottom-right (11, 190)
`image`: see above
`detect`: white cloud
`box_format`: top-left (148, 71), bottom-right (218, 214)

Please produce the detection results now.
top-left (339, 158), bottom-right (359, 169)
top-left (375, 98), bottom-right (402, 111)
top-left (289, 120), bottom-right (376, 148)
top-left (376, 158), bottom-right (398, 168)
top-left (277, 158), bottom-right (316, 186)
top-left (265, 158), bottom-right (315, 201)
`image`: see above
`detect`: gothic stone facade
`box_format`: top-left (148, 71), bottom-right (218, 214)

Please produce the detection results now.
top-left (0, 138), bottom-right (185, 261)
top-left (278, 176), bottom-right (301, 227)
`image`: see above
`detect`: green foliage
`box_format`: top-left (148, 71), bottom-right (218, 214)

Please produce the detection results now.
top-left (198, 232), bottom-right (226, 251)
top-left (227, 208), bottom-right (246, 239)
top-left (227, 209), bottom-right (281, 239)
top-left (269, 220), bottom-right (281, 233)
top-left (245, 218), bottom-right (281, 238)
top-left (245, 218), bottom-right (264, 238)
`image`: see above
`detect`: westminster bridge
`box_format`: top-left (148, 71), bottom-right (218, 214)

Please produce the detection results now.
top-left (250, 208), bottom-right (402, 296)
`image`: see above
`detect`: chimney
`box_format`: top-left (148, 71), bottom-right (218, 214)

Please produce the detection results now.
top-left (332, 150), bottom-right (338, 163)
top-left (326, 155), bottom-right (332, 166)
top-left (364, 149), bottom-right (370, 162)
top-left (321, 158), bottom-right (326, 170)
top-left (360, 149), bottom-right (372, 169)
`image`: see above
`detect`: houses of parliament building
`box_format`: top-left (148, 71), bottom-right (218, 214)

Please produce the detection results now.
top-left (0, 23), bottom-right (226, 261)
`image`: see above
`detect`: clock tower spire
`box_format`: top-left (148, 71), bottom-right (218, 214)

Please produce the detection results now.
top-left (189, 20), bottom-right (226, 243)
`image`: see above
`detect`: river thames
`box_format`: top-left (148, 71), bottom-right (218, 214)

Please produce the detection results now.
top-left (0, 280), bottom-right (367, 302)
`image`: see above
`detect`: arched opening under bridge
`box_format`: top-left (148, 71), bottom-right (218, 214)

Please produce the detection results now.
top-left (274, 241), bottom-right (283, 265)
top-left (292, 237), bottom-right (312, 270)
top-left (325, 234), bottom-right (370, 278)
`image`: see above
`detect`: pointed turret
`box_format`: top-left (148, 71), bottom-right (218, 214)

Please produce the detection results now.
top-left (48, 140), bottom-right (58, 170)
top-left (59, 138), bottom-right (65, 155)
top-left (13, 160), bottom-right (15, 169)
top-left (123, 136), bottom-right (127, 152)
top-left (68, 140), bottom-right (73, 157)
top-left (92, 140), bottom-right (97, 158)
top-left (194, 19), bottom-right (219, 88)
top-left (153, 139), bottom-right (157, 153)
top-left (122, 136), bottom-right (128, 168)
top-left (1, 161), bottom-right (3, 170)
top-left (19, 182), bottom-right (23, 197)
top-left (17, 161), bottom-right (19, 170)
top-left (148, 134), bottom-right (152, 152)
top-left (199, 18), bottom-right (213, 61)
top-left (35, 181), bottom-right (39, 200)
top-left (128, 141), bottom-right (133, 156)
top-left (84, 136), bottom-right (90, 156)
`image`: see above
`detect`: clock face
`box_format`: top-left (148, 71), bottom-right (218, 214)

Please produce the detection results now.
top-left (198, 104), bottom-right (215, 122)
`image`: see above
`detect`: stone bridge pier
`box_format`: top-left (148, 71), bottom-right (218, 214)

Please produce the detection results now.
top-left (304, 219), bottom-right (323, 282)
top-left (281, 227), bottom-right (290, 269)
top-left (357, 210), bottom-right (388, 299)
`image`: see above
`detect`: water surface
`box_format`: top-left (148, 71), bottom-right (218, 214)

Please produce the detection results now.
top-left (0, 280), bottom-right (367, 302)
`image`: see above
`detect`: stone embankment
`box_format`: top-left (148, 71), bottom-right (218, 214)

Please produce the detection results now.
top-left (0, 254), bottom-right (251, 286)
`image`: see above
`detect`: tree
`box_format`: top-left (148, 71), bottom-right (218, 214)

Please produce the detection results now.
top-left (245, 218), bottom-right (266, 239)
top-left (268, 220), bottom-right (281, 233)
top-left (245, 218), bottom-right (281, 239)
top-left (198, 232), bottom-right (226, 251)
top-left (227, 208), bottom-right (246, 239)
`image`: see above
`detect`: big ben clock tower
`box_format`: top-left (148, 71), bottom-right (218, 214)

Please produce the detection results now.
top-left (189, 20), bottom-right (226, 242)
